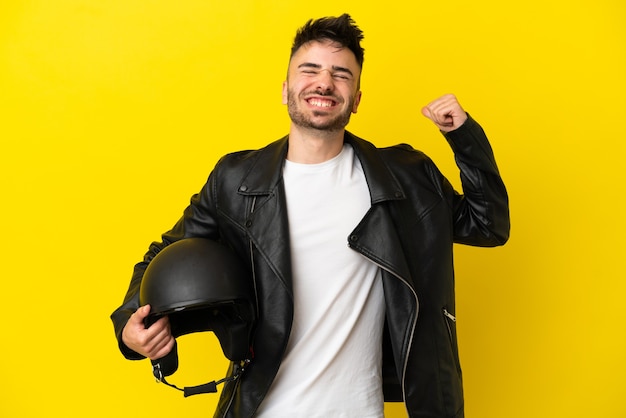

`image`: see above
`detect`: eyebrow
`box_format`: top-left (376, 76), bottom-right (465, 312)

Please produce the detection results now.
top-left (297, 62), bottom-right (354, 76)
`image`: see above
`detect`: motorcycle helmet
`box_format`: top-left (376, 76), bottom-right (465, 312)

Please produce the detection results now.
top-left (139, 237), bottom-right (256, 396)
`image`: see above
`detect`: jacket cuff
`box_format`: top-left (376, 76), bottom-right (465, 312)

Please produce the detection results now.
top-left (442, 113), bottom-right (478, 141)
top-left (441, 113), bottom-right (498, 163)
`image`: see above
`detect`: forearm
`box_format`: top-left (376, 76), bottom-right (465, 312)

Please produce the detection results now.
top-left (110, 175), bottom-right (221, 358)
top-left (444, 115), bottom-right (510, 246)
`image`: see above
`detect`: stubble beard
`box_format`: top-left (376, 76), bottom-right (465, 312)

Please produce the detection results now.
top-left (287, 88), bottom-right (355, 133)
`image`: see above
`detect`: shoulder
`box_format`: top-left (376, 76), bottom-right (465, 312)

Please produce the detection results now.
top-left (346, 132), bottom-right (447, 199)
top-left (206, 136), bottom-right (288, 196)
top-left (214, 136), bottom-right (288, 172)
top-left (347, 131), bottom-right (436, 170)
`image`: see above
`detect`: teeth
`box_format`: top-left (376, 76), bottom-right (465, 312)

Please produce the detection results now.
top-left (308, 98), bottom-right (334, 108)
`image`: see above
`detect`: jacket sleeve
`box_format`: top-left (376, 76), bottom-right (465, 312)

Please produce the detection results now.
top-left (110, 167), bottom-right (222, 359)
top-left (443, 114), bottom-right (510, 247)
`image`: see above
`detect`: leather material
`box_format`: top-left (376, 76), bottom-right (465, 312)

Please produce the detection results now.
top-left (111, 115), bottom-right (509, 418)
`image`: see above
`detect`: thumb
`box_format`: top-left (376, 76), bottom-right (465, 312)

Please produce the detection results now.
top-left (133, 304), bottom-right (151, 322)
top-left (421, 106), bottom-right (433, 121)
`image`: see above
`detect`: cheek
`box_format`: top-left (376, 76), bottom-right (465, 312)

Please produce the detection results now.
top-left (283, 79), bottom-right (312, 104)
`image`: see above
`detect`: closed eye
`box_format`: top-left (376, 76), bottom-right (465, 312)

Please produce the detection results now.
top-left (297, 63), bottom-right (354, 81)
top-left (332, 72), bottom-right (351, 80)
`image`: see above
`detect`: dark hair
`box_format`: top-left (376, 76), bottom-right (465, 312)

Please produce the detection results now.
top-left (290, 14), bottom-right (364, 68)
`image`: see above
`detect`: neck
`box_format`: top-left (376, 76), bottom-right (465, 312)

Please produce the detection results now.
top-left (286, 124), bottom-right (345, 164)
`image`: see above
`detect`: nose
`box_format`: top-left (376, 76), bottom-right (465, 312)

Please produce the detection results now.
top-left (315, 69), bottom-right (335, 93)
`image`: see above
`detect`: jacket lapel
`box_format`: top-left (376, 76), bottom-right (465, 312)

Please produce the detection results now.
top-left (237, 137), bottom-right (293, 296)
top-left (345, 132), bottom-right (413, 282)
top-left (350, 205), bottom-right (413, 283)
top-left (235, 132), bottom-right (415, 293)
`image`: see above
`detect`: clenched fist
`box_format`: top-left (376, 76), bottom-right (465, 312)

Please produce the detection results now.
top-left (421, 94), bottom-right (468, 132)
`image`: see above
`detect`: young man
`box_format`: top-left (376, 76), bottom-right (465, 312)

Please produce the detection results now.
top-left (112, 14), bottom-right (510, 418)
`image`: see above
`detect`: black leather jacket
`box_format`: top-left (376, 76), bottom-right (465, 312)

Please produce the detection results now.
top-left (111, 115), bottom-right (509, 418)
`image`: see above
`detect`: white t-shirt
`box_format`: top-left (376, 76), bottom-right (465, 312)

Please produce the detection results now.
top-left (255, 144), bottom-right (386, 418)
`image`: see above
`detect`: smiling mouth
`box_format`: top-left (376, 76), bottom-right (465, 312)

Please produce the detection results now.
top-left (306, 97), bottom-right (337, 108)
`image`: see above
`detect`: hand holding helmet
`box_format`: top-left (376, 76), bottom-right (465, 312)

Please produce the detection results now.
top-left (121, 304), bottom-right (175, 361)
top-left (129, 238), bottom-right (256, 396)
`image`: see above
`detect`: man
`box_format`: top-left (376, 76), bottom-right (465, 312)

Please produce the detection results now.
top-left (111, 14), bottom-right (510, 418)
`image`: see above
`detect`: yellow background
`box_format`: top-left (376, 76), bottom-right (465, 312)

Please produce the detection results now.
top-left (1, 1), bottom-right (624, 417)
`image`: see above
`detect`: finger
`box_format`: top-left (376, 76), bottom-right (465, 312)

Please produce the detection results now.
top-left (129, 304), bottom-right (151, 325)
top-left (129, 311), bottom-right (166, 344)
top-left (148, 316), bottom-right (171, 337)
top-left (421, 106), bottom-right (448, 126)
top-left (138, 323), bottom-right (173, 358)
top-left (422, 105), bottom-right (452, 128)
top-left (424, 94), bottom-right (458, 116)
top-left (150, 335), bottom-right (176, 360)
top-left (421, 106), bottom-right (433, 121)
top-left (147, 316), bottom-right (172, 340)
top-left (143, 319), bottom-right (174, 359)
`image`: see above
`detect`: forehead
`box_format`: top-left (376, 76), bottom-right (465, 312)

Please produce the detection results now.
top-left (289, 40), bottom-right (360, 72)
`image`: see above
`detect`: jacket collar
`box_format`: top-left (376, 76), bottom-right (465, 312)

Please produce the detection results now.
top-left (238, 131), bottom-right (406, 204)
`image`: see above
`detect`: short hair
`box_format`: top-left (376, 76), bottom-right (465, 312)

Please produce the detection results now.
top-left (290, 14), bottom-right (365, 68)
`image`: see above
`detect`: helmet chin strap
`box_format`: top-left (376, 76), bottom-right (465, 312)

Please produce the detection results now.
top-left (155, 359), bottom-right (251, 397)
top-left (150, 341), bottom-right (251, 397)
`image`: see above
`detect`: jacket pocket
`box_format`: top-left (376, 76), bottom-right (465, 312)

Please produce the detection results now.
top-left (442, 307), bottom-right (462, 375)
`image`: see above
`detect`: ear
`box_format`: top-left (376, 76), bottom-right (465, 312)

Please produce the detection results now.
top-left (282, 81), bottom-right (289, 105)
top-left (352, 90), bottom-right (362, 113)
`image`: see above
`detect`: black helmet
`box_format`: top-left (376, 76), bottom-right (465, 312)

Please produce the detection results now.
top-left (139, 238), bottom-right (256, 396)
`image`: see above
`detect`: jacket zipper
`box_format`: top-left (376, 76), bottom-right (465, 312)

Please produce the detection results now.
top-left (350, 250), bottom-right (419, 415)
top-left (249, 197), bottom-right (260, 321)
top-left (220, 376), bottom-right (242, 418)
top-left (443, 308), bottom-right (456, 343)
top-left (443, 308), bottom-right (456, 322)
top-left (389, 270), bottom-right (418, 416)
top-left (221, 197), bottom-right (259, 418)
